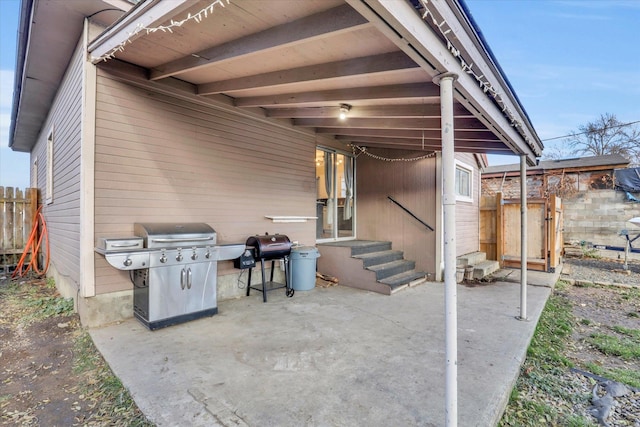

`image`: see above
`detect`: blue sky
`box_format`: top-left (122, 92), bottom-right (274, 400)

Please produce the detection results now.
top-left (0, 0), bottom-right (25, 189)
top-left (465, 0), bottom-right (640, 164)
top-left (1, 0), bottom-right (639, 188)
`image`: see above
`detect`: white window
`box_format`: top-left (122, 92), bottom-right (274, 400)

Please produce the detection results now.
top-left (46, 128), bottom-right (53, 204)
top-left (455, 160), bottom-right (473, 202)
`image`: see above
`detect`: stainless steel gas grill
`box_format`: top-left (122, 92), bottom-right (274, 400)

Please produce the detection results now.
top-left (245, 233), bottom-right (293, 302)
top-left (96, 223), bottom-right (244, 330)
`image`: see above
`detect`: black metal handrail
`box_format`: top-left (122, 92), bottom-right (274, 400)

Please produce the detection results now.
top-left (387, 196), bottom-right (434, 231)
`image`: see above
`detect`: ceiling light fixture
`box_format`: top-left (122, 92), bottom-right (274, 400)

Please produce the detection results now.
top-left (339, 104), bottom-right (351, 120)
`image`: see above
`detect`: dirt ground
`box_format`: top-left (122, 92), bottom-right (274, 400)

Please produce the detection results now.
top-left (1, 258), bottom-right (639, 426)
top-left (0, 277), bottom-right (150, 426)
top-left (558, 258), bottom-right (640, 425)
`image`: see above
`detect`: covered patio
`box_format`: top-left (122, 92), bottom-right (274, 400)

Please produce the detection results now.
top-left (90, 271), bottom-right (557, 427)
top-left (9, 0), bottom-right (548, 425)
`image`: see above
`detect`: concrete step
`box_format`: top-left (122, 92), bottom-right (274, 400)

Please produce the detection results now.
top-left (366, 259), bottom-right (415, 281)
top-left (457, 251), bottom-right (487, 267)
top-left (472, 260), bottom-right (500, 279)
top-left (379, 270), bottom-right (428, 293)
top-left (353, 250), bottom-right (404, 267)
top-left (318, 241), bottom-right (422, 296)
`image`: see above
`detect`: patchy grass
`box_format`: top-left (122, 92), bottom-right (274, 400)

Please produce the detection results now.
top-left (0, 278), bottom-right (153, 427)
top-left (499, 291), bottom-right (595, 427)
top-left (24, 294), bottom-right (74, 319)
top-left (587, 331), bottom-right (640, 360)
top-left (500, 279), bottom-right (640, 427)
top-left (612, 325), bottom-right (640, 340)
top-left (72, 332), bottom-right (153, 426)
top-left (585, 362), bottom-right (640, 389)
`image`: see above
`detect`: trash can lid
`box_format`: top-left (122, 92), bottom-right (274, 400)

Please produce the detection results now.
top-left (290, 246), bottom-right (320, 258)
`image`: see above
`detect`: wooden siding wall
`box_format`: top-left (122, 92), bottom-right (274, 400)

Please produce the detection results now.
top-left (356, 149), bottom-right (437, 274)
top-left (30, 41), bottom-right (84, 289)
top-left (455, 152), bottom-right (480, 256)
top-left (94, 73), bottom-right (317, 295)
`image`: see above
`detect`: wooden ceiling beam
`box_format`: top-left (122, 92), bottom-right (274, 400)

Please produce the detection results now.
top-left (150, 4), bottom-right (369, 81)
top-left (234, 83), bottom-right (440, 107)
top-left (338, 135), bottom-right (509, 151)
top-left (265, 103), bottom-right (472, 119)
top-left (197, 51), bottom-right (419, 95)
top-left (315, 127), bottom-right (499, 141)
top-left (293, 116), bottom-right (487, 130)
top-left (348, 139), bottom-right (513, 153)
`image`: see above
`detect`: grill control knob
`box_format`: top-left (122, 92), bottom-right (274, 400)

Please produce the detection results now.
top-left (176, 253), bottom-right (183, 262)
top-left (123, 258), bottom-right (133, 267)
top-left (160, 254), bottom-right (167, 263)
top-left (191, 252), bottom-right (198, 261)
top-left (205, 251), bottom-right (211, 259)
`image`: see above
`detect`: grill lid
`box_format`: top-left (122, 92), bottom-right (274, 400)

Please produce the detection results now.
top-left (134, 223), bottom-right (217, 248)
top-left (246, 234), bottom-right (292, 259)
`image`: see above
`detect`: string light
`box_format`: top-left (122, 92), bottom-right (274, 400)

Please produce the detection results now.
top-left (92, 0), bottom-right (230, 63)
top-left (419, 0), bottom-right (532, 146)
top-left (350, 145), bottom-right (437, 162)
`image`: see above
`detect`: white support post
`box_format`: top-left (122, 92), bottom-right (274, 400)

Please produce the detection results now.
top-left (518, 154), bottom-right (528, 320)
top-left (434, 72), bottom-right (458, 427)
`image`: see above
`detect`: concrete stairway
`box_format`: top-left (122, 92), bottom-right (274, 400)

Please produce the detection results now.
top-left (456, 251), bottom-right (500, 280)
top-left (317, 240), bottom-right (428, 295)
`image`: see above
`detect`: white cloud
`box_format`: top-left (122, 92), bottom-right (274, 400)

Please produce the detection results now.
top-left (1, 69), bottom-right (14, 146)
top-left (0, 111), bottom-right (9, 146)
top-left (0, 69), bottom-right (14, 109)
top-left (0, 68), bottom-right (29, 189)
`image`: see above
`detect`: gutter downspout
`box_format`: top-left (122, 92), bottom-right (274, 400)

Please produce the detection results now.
top-left (434, 71), bottom-right (459, 427)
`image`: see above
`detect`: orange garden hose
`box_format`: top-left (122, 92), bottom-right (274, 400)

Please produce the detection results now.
top-left (12, 205), bottom-right (50, 278)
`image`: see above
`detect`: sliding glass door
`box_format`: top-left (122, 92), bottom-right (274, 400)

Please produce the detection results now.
top-left (316, 148), bottom-right (355, 241)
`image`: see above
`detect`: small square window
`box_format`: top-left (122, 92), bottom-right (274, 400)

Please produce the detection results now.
top-left (455, 161), bottom-right (473, 202)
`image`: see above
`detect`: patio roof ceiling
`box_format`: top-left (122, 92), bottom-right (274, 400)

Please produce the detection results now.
top-left (12, 0), bottom-right (544, 164)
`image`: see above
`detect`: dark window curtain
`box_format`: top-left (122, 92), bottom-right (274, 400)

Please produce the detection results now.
top-left (324, 152), bottom-right (335, 224)
top-left (344, 156), bottom-right (354, 220)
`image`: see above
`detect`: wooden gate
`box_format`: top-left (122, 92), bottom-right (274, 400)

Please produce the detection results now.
top-left (1, 187), bottom-right (38, 272)
top-left (480, 192), bottom-right (563, 272)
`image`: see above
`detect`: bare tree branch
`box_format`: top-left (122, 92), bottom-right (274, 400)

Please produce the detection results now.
top-left (554, 113), bottom-right (640, 166)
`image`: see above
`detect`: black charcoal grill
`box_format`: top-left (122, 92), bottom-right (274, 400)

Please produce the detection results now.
top-left (245, 233), bottom-right (293, 302)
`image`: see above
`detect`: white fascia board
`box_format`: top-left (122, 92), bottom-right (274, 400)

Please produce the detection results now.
top-left (346, 0), bottom-right (540, 164)
top-left (428, 0), bottom-right (542, 155)
top-left (88, 0), bottom-right (191, 63)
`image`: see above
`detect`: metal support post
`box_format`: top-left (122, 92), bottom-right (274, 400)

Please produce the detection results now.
top-left (434, 72), bottom-right (458, 427)
top-left (518, 154), bottom-right (528, 321)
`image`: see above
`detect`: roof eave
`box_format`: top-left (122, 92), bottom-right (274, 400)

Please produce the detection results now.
top-left (8, 0), bottom-right (34, 152)
top-left (347, 0), bottom-right (541, 165)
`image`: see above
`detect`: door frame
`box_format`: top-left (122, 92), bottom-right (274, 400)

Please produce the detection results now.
top-left (316, 146), bottom-right (356, 243)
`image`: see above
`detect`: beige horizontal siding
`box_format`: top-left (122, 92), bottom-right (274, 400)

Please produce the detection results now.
top-left (30, 40), bottom-right (84, 290)
top-left (455, 152), bottom-right (480, 257)
top-left (94, 73), bottom-right (317, 294)
top-left (356, 149), bottom-right (437, 274)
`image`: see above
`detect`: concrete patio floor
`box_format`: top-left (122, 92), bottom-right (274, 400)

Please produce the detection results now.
top-left (90, 269), bottom-right (558, 427)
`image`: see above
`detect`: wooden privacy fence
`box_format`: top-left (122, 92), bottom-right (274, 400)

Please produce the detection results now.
top-left (480, 192), bottom-right (563, 272)
top-left (1, 187), bottom-right (38, 272)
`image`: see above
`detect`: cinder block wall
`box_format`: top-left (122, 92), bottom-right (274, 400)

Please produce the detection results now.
top-left (564, 189), bottom-right (640, 248)
top-left (482, 176), bottom-right (545, 199)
